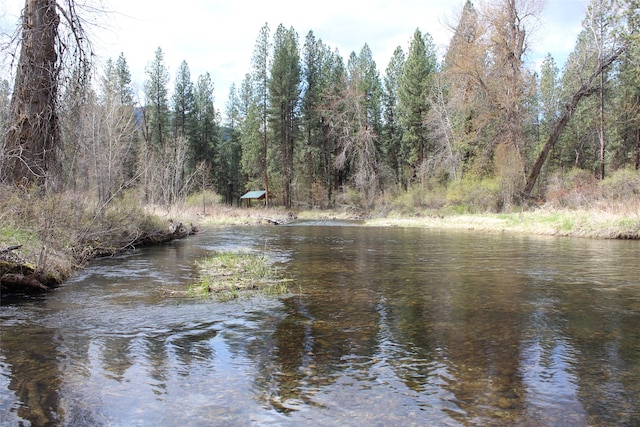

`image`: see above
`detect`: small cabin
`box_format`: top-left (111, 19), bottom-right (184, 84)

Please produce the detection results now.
top-left (240, 190), bottom-right (267, 207)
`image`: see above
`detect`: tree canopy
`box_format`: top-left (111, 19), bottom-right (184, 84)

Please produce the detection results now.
top-left (1, 0), bottom-right (638, 212)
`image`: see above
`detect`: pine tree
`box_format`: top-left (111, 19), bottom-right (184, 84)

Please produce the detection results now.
top-left (172, 60), bottom-right (195, 140)
top-left (301, 30), bottom-right (326, 205)
top-left (144, 47), bottom-right (171, 150)
top-left (193, 72), bottom-right (218, 163)
top-left (318, 48), bottom-right (347, 204)
top-left (616, 7), bottom-right (640, 169)
top-left (221, 83), bottom-right (245, 204)
top-left (93, 56), bottom-right (138, 202)
top-left (382, 46), bottom-right (405, 187)
top-left (523, 0), bottom-right (631, 197)
top-left (269, 24), bottom-right (300, 208)
top-left (251, 23), bottom-right (271, 204)
top-left (351, 44), bottom-right (383, 136)
top-left (115, 53), bottom-right (134, 106)
top-left (398, 29), bottom-right (437, 183)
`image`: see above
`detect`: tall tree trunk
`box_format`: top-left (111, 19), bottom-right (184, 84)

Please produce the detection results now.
top-left (599, 69), bottom-right (606, 180)
top-left (636, 127), bottom-right (640, 170)
top-left (3, 0), bottom-right (60, 187)
top-left (523, 44), bottom-right (627, 198)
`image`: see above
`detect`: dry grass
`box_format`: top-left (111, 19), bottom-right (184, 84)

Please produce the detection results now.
top-left (188, 250), bottom-right (291, 301)
top-left (0, 186), bottom-right (173, 288)
top-left (366, 207), bottom-right (640, 239)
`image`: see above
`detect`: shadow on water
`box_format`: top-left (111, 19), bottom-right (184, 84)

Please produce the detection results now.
top-left (1, 224), bottom-right (640, 426)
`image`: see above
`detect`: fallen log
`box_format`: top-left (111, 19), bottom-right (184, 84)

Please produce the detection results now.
top-left (1, 273), bottom-right (49, 291)
top-left (1, 245), bottom-right (23, 255)
top-left (265, 218), bottom-right (284, 225)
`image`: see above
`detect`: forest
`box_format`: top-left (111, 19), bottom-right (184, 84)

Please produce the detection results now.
top-left (0, 0), bottom-right (639, 216)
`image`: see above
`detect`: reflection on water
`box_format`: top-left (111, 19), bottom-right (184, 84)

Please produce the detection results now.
top-left (2, 224), bottom-right (640, 426)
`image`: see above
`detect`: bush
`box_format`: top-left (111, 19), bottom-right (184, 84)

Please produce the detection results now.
top-left (544, 169), bottom-right (600, 208)
top-left (601, 168), bottom-right (640, 201)
top-left (446, 177), bottom-right (501, 213)
top-left (185, 190), bottom-right (223, 209)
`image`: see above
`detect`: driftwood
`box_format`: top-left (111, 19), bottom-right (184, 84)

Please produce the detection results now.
top-left (1, 273), bottom-right (48, 291)
top-left (265, 218), bottom-right (284, 225)
top-left (136, 221), bottom-right (197, 245)
top-left (1, 245), bottom-right (23, 255)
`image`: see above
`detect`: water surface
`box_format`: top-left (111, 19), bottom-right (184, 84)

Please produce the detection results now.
top-left (1, 223), bottom-right (640, 426)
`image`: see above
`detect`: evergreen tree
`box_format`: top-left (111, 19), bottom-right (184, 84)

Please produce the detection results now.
top-left (539, 54), bottom-right (561, 140)
top-left (251, 23), bottom-right (271, 204)
top-left (239, 73), bottom-right (263, 191)
top-left (317, 48), bottom-right (347, 204)
top-left (172, 60), bottom-right (195, 141)
top-left (615, 6), bottom-right (640, 169)
top-left (144, 47), bottom-right (171, 149)
top-left (398, 29), bottom-right (437, 183)
top-left (221, 83), bottom-right (245, 204)
top-left (523, 0), bottom-right (631, 197)
top-left (269, 24), bottom-right (301, 208)
top-left (382, 46), bottom-right (405, 187)
top-left (331, 45), bottom-right (383, 207)
top-left (93, 56), bottom-right (138, 201)
top-left (350, 44), bottom-right (383, 135)
top-left (115, 52), bottom-right (134, 106)
top-left (301, 30), bottom-right (327, 205)
top-left (192, 72), bottom-right (218, 173)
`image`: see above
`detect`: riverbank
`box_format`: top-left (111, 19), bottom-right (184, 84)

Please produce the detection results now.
top-left (0, 187), bottom-right (196, 294)
top-left (364, 208), bottom-right (640, 240)
top-left (169, 201), bottom-right (640, 240)
top-left (3, 186), bottom-right (639, 295)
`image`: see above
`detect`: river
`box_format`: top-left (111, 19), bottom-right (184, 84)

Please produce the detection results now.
top-left (1, 222), bottom-right (640, 426)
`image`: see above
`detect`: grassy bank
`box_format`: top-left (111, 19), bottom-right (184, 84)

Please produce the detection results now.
top-left (364, 208), bottom-right (640, 239)
top-left (0, 186), bottom-right (194, 293)
top-left (154, 192), bottom-right (640, 240)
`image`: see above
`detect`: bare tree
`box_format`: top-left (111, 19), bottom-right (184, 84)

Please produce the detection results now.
top-left (329, 75), bottom-right (382, 209)
top-left (1, 0), bottom-right (92, 189)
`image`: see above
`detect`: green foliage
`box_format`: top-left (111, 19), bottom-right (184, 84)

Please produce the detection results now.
top-left (144, 47), bottom-right (171, 149)
top-left (446, 177), bottom-right (501, 213)
top-left (172, 60), bottom-right (195, 139)
top-left (398, 29), bottom-right (437, 172)
top-left (269, 24), bottom-right (301, 208)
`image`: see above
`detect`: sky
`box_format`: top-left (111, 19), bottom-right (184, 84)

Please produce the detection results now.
top-left (1, 0), bottom-right (588, 114)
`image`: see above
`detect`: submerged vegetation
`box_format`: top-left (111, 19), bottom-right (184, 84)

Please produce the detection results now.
top-left (188, 250), bottom-right (290, 301)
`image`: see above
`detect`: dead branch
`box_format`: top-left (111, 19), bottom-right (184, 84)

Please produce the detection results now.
top-left (0, 245), bottom-right (23, 255)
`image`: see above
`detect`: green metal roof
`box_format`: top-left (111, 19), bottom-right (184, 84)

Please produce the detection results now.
top-left (240, 190), bottom-right (267, 199)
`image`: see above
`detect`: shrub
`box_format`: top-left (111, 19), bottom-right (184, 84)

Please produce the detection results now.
top-left (446, 177), bottom-right (501, 213)
top-left (185, 190), bottom-right (223, 209)
top-left (545, 169), bottom-right (600, 208)
top-left (601, 168), bottom-right (640, 201)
